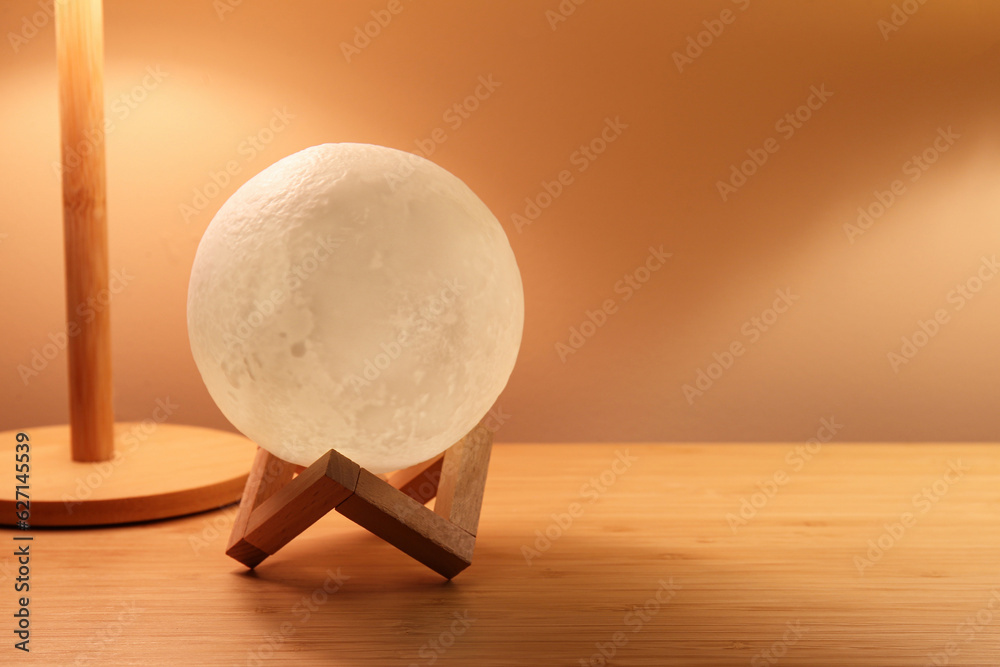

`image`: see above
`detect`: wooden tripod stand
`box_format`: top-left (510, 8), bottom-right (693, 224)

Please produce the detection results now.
top-left (226, 419), bottom-right (492, 579)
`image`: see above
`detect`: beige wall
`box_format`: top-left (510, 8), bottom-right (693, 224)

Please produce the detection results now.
top-left (2, 0), bottom-right (999, 444)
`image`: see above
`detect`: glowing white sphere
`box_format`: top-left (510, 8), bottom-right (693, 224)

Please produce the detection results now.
top-left (187, 143), bottom-right (523, 473)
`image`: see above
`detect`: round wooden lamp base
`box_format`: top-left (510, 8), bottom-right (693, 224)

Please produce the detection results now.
top-left (0, 423), bottom-right (256, 527)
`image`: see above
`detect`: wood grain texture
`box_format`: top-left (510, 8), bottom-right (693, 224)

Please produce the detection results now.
top-left (336, 468), bottom-right (476, 579)
top-left (0, 424), bottom-right (255, 526)
top-left (434, 421), bottom-right (492, 535)
top-left (226, 447), bottom-right (296, 567)
top-left (56, 0), bottom-right (114, 462)
top-left (240, 449), bottom-right (360, 559)
top-left (386, 453), bottom-right (444, 505)
top-left (4, 443), bottom-right (1000, 666)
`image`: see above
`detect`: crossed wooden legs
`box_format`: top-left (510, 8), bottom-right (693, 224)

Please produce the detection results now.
top-left (226, 420), bottom-right (493, 579)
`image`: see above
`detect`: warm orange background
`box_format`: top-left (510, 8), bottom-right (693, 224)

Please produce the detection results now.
top-left (2, 0), bottom-right (999, 444)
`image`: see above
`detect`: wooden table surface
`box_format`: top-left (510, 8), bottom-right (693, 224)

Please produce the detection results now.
top-left (4, 443), bottom-right (1000, 666)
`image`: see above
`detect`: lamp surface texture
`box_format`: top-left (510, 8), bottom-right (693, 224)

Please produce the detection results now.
top-left (188, 143), bottom-right (523, 472)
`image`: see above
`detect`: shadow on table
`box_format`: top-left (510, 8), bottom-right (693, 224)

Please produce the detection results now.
top-left (227, 527), bottom-right (695, 665)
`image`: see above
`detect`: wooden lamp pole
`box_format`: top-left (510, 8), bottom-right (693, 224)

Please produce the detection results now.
top-left (0, 0), bottom-right (256, 527)
top-left (56, 0), bottom-right (115, 464)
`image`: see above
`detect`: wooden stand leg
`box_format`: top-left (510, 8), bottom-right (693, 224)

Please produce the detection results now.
top-left (225, 420), bottom-right (494, 578)
top-left (386, 454), bottom-right (444, 504)
top-left (226, 448), bottom-right (296, 567)
top-left (434, 421), bottom-right (492, 535)
top-left (337, 469), bottom-right (476, 578)
top-left (242, 451), bottom-right (359, 558)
